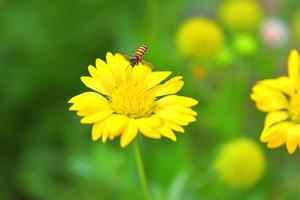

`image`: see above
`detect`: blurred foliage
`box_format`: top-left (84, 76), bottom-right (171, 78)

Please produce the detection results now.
top-left (1, 0), bottom-right (300, 199)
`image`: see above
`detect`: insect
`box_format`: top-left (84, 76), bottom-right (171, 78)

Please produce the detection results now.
top-left (122, 44), bottom-right (153, 69)
top-left (129, 44), bottom-right (148, 67)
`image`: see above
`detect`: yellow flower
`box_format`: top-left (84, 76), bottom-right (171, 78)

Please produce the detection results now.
top-left (214, 138), bottom-right (265, 189)
top-left (175, 18), bottom-right (224, 59)
top-left (68, 52), bottom-right (198, 147)
top-left (251, 49), bottom-right (300, 154)
top-left (218, 0), bottom-right (263, 32)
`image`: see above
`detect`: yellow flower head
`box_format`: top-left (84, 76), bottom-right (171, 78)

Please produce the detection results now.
top-left (175, 18), bottom-right (224, 59)
top-left (68, 52), bottom-right (198, 147)
top-left (251, 49), bottom-right (300, 154)
top-left (214, 138), bottom-right (266, 189)
top-left (218, 0), bottom-right (263, 32)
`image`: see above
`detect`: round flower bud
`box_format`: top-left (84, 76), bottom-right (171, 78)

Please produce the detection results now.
top-left (214, 138), bottom-right (266, 189)
top-left (176, 18), bottom-right (224, 60)
top-left (218, 0), bottom-right (263, 32)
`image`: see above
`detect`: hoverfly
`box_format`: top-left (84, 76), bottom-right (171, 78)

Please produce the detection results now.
top-left (123, 44), bottom-right (153, 68)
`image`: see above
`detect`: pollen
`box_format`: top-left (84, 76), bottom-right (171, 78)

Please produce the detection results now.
top-left (110, 80), bottom-right (155, 118)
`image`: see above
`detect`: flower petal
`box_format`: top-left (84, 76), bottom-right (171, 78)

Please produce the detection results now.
top-left (165, 121), bottom-right (185, 133)
top-left (260, 121), bottom-right (293, 142)
top-left (251, 84), bottom-right (288, 112)
top-left (147, 71), bottom-right (172, 89)
top-left (263, 111), bottom-right (289, 131)
top-left (80, 76), bottom-right (110, 95)
top-left (156, 124), bottom-right (177, 141)
top-left (258, 76), bottom-right (294, 96)
top-left (157, 104), bottom-right (197, 116)
top-left (109, 115), bottom-right (129, 138)
top-left (156, 95), bottom-right (198, 107)
top-left (115, 53), bottom-right (130, 68)
top-left (155, 76), bottom-right (184, 97)
top-left (132, 64), bottom-right (152, 85)
top-left (80, 110), bottom-right (113, 124)
top-left (267, 136), bottom-right (286, 148)
top-left (137, 117), bottom-right (162, 139)
top-left (120, 118), bottom-right (138, 147)
top-left (106, 52), bottom-right (127, 85)
top-left (94, 55), bottom-right (117, 92)
top-left (155, 109), bottom-right (196, 126)
top-left (92, 121), bottom-right (105, 141)
top-left (69, 92), bottom-right (110, 111)
top-left (95, 57), bottom-right (108, 69)
top-left (286, 124), bottom-right (300, 154)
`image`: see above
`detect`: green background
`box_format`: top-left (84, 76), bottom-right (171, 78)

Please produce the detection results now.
top-left (1, 0), bottom-right (300, 199)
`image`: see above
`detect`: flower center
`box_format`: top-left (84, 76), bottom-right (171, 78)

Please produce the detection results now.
top-left (289, 93), bottom-right (300, 123)
top-left (110, 83), bottom-right (155, 118)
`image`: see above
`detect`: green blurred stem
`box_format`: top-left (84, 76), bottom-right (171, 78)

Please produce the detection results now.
top-left (134, 139), bottom-right (150, 200)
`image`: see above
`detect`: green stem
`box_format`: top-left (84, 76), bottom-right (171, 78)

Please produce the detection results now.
top-left (133, 139), bottom-right (150, 200)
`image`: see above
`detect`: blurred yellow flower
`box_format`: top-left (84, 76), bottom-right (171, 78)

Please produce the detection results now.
top-left (175, 18), bottom-right (224, 59)
top-left (68, 52), bottom-right (198, 147)
top-left (218, 0), bottom-right (263, 32)
top-left (251, 49), bottom-right (300, 154)
top-left (214, 138), bottom-right (265, 189)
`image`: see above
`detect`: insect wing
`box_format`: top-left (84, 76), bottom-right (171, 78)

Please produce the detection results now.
top-left (142, 60), bottom-right (154, 69)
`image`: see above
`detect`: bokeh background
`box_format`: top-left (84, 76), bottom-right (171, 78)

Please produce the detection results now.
top-left (1, 0), bottom-right (300, 199)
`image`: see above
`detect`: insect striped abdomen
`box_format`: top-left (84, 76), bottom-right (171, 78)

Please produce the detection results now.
top-left (135, 44), bottom-right (148, 60)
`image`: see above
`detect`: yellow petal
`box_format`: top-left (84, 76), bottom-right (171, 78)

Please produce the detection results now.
top-left (258, 76), bottom-right (294, 96)
top-left (101, 120), bottom-right (111, 143)
top-left (95, 58), bottom-right (108, 69)
top-left (132, 64), bottom-right (151, 85)
top-left (137, 118), bottom-right (162, 139)
top-left (263, 111), bottom-right (289, 131)
top-left (155, 109), bottom-right (195, 126)
top-left (106, 52), bottom-right (127, 85)
top-left (120, 118), bottom-right (138, 147)
top-left (80, 110), bottom-right (113, 124)
top-left (155, 76), bottom-right (184, 97)
top-left (88, 65), bottom-right (99, 78)
top-left (80, 76), bottom-right (109, 95)
top-left (115, 53), bottom-right (130, 68)
top-left (147, 71), bottom-right (171, 89)
top-left (165, 121), bottom-right (185, 133)
top-left (94, 55), bottom-right (117, 92)
top-left (267, 136), bottom-right (286, 148)
top-left (156, 95), bottom-right (198, 107)
top-left (68, 92), bottom-right (112, 118)
top-left (68, 92), bottom-right (107, 104)
top-left (286, 124), bottom-right (300, 154)
top-left (251, 84), bottom-right (288, 112)
top-left (109, 115), bottom-right (129, 137)
top-left (288, 49), bottom-right (300, 91)
top-left (92, 121), bottom-right (105, 141)
top-left (157, 105), bottom-right (197, 116)
top-left (260, 121), bottom-right (293, 142)
top-left (76, 107), bottom-right (97, 117)
top-left (156, 125), bottom-right (177, 141)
